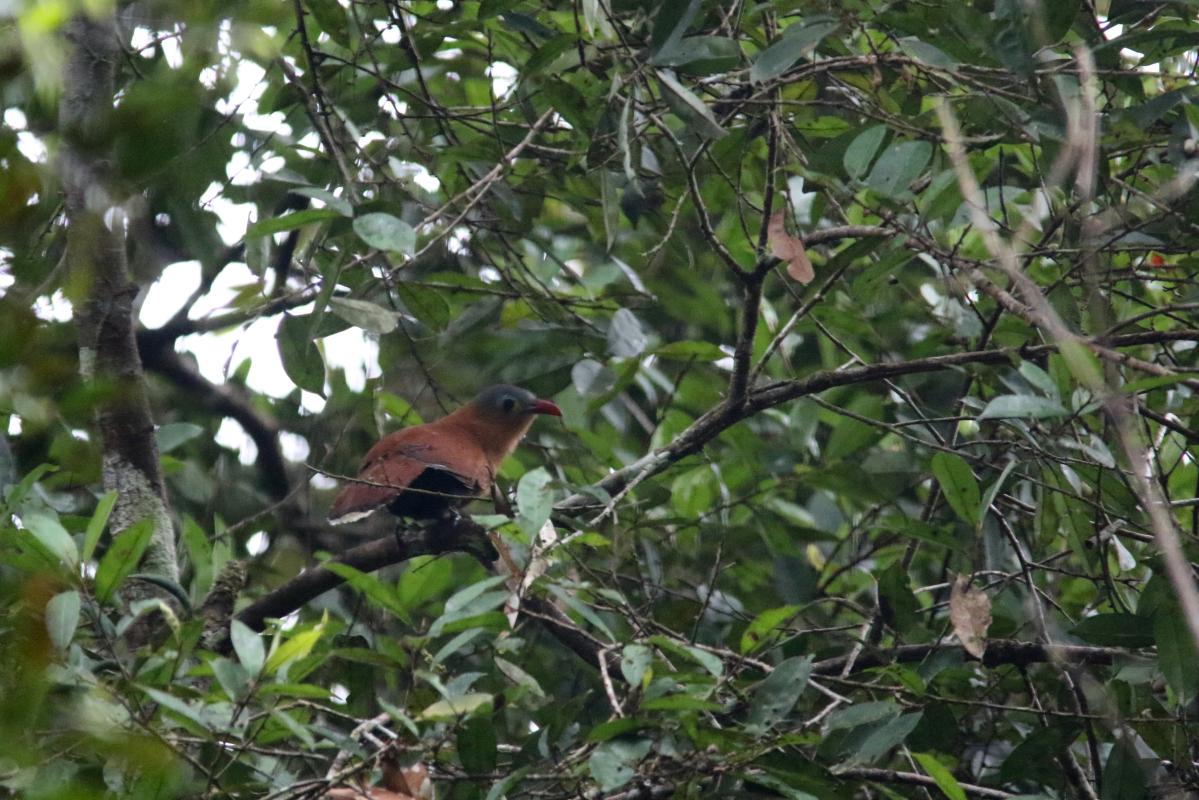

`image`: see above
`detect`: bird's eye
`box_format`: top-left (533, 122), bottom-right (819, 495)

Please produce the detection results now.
top-left (501, 397), bottom-right (516, 412)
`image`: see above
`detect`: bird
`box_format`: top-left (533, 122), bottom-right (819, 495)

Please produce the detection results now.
top-left (327, 385), bottom-right (562, 525)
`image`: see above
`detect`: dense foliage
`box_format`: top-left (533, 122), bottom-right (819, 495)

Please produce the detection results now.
top-left (3, 0), bottom-right (1199, 797)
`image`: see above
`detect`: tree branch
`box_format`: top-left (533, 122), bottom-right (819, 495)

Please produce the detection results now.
top-left (558, 329), bottom-right (1199, 513)
top-left (138, 340), bottom-right (291, 500)
top-left (812, 639), bottom-right (1129, 676)
top-left (60, 14), bottom-right (178, 595)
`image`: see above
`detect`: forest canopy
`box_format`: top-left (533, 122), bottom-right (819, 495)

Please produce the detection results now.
top-left (2, 0), bottom-right (1199, 798)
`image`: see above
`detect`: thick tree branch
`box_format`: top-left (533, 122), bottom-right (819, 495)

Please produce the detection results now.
top-left (812, 639), bottom-right (1129, 676)
top-left (558, 329), bottom-right (1199, 513)
top-left (138, 339), bottom-right (291, 500)
top-left (61, 15), bottom-right (178, 591)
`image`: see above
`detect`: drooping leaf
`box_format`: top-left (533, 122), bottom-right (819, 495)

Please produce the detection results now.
top-left (931, 452), bottom-right (981, 527)
top-left (750, 19), bottom-right (839, 83)
top-left (1071, 614), bottom-right (1154, 648)
top-left (94, 519), bottom-right (156, 603)
top-left (746, 656), bottom-right (812, 733)
top-left (45, 589), bottom-right (80, 650)
top-left (978, 394), bottom-right (1069, 420)
top-left (655, 69), bottom-right (726, 139)
top-left (353, 212), bottom-right (416, 255)
top-left (329, 297), bottom-right (398, 334)
top-left (843, 125), bottom-right (887, 179)
top-left (587, 738), bottom-right (652, 791)
top-left (912, 753), bottom-right (967, 800)
top-left (1154, 607), bottom-right (1199, 704)
top-left (866, 140), bottom-right (932, 198)
top-left (230, 619), bottom-right (265, 676)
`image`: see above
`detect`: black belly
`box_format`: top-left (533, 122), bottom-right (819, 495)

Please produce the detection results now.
top-left (387, 468), bottom-right (475, 519)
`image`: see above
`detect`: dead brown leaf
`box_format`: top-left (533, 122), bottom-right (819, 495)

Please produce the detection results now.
top-left (383, 762), bottom-right (431, 799)
top-left (949, 574), bottom-right (992, 659)
top-left (326, 759), bottom-right (431, 800)
top-left (767, 210), bottom-right (814, 284)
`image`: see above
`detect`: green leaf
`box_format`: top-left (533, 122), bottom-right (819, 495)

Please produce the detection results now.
top-left (1071, 613), bottom-right (1154, 648)
top-left (516, 467), bottom-right (554, 536)
top-left (1154, 607), bottom-right (1199, 704)
top-left (265, 617), bottom-right (326, 675)
top-left (639, 694), bottom-right (723, 711)
top-left (747, 656), bottom-right (812, 733)
top-left (740, 604), bottom-right (801, 654)
top-left (913, 753), bottom-right (967, 800)
top-left (648, 634), bottom-right (723, 678)
top-left (141, 687), bottom-right (211, 732)
top-left (246, 207), bottom-right (341, 237)
top-left (978, 395), bottom-right (1069, 420)
top-left (523, 34), bottom-right (576, 76)
top-left (825, 395), bottom-right (884, 461)
top-left (670, 466), bottom-right (714, 517)
top-left (824, 700), bottom-right (899, 732)
top-left (850, 711), bottom-right (923, 764)
top-left (1018, 361), bottom-right (1060, 399)
top-left (607, 308), bottom-right (648, 357)
top-left (587, 717), bottom-right (652, 742)
top-left (843, 125), bottom-right (887, 180)
top-left (395, 283), bottom-right (452, 330)
top-left (156, 422), bottom-right (203, 454)
top-left (181, 516), bottom-right (213, 599)
top-left (866, 140), bottom-right (932, 198)
top-left (230, 619), bottom-right (265, 676)
top-left (494, 656), bottom-right (546, 698)
top-left (94, 519), bottom-right (156, 603)
top-left (750, 19), bottom-right (838, 83)
top-left (5, 463), bottom-right (56, 509)
top-left (978, 458), bottom-right (1016, 525)
top-left (897, 38), bottom-right (958, 68)
top-left (419, 692), bottom-right (494, 720)
top-left (931, 452), bottom-right (981, 527)
top-left (655, 69), bottom-right (726, 139)
top-left (484, 767), bottom-right (532, 800)
top-left (649, 0), bottom-right (700, 51)
top-left (458, 715), bottom-right (498, 773)
top-left (877, 564), bottom-right (920, 633)
top-left (45, 590), bottom-right (80, 650)
top-left (654, 340), bottom-right (725, 360)
top-left (211, 657), bottom-right (250, 700)
top-left (325, 562), bottom-right (412, 624)
top-left (277, 312), bottom-right (326, 395)
top-left (1100, 738), bottom-right (1147, 800)
top-left (587, 738), bottom-right (652, 791)
top-left (23, 510), bottom-right (79, 570)
top-left (651, 36), bottom-right (741, 74)
top-left (742, 772), bottom-right (819, 800)
top-left (620, 643), bottom-right (652, 686)
top-left (306, 0), bottom-right (349, 47)
top-left (353, 212), bottom-right (416, 255)
top-left (329, 297), bottom-right (398, 334)
top-left (1058, 339), bottom-right (1104, 391)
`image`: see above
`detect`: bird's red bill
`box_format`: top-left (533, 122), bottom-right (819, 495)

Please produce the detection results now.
top-left (532, 398), bottom-right (562, 417)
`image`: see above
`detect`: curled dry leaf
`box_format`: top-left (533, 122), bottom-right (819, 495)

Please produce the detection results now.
top-left (949, 574), bottom-right (992, 659)
top-left (767, 210), bottom-right (814, 284)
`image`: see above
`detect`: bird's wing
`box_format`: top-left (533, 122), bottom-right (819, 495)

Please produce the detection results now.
top-left (327, 425), bottom-right (490, 524)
